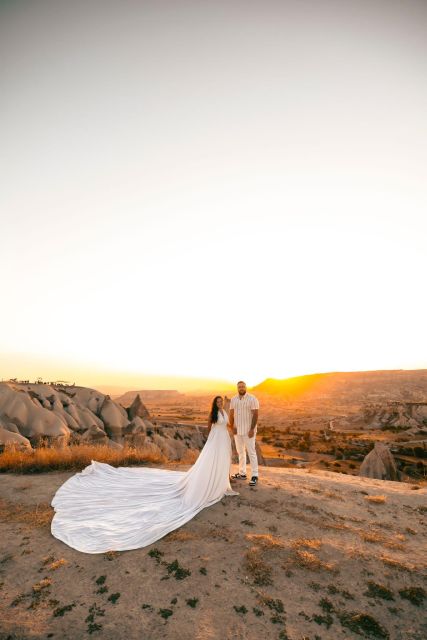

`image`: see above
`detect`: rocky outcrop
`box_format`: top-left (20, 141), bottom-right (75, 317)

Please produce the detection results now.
top-left (0, 383), bottom-right (70, 446)
top-left (122, 417), bottom-right (149, 447)
top-left (0, 382), bottom-right (131, 448)
top-left (80, 425), bottom-right (110, 446)
top-left (115, 389), bottom-right (183, 406)
top-left (0, 425), bottom-right (32, 452)
top-left (359, 442), bottom-right (400, 481)
top-left (255, 441), bottom-right (266, 466)
top-left (98, 395), bottom-right (130, 441)
top-left (0, 382), bottom-right (213, 460)
top-left (65, 404), bottom-right (104, 432)
top-left (127, 394), bottom-right (151, 420)
top-left (355, 402), bottom-right (427, 434)
top-left (152, 433), bottom-right (188, 461)
top-left (0, 416), bottom-right (21, 434)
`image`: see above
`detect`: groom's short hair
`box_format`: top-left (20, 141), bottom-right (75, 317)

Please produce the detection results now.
top-left (237, 380), bottom-right (246, 385)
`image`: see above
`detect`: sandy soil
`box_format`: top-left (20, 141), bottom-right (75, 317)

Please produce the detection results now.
top-left (0, 465), bottom-right (426, 640)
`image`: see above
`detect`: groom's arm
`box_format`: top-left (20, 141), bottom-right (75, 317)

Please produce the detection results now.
top-left (248, 409), bottom-right (258, 438)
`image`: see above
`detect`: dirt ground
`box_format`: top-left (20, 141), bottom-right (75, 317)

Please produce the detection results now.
top-left (1, 465), bottom-right (426, 640)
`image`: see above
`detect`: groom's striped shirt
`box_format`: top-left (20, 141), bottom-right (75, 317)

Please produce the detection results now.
top-left (230, 392), bottom-right (259, 435)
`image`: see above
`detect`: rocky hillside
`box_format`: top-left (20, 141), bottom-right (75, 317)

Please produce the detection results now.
top-left (0, 382), bottom-right (205, 461)
top-left (114, 389), bottom-right (184, 404)
top-left (336, 401), bottom-right (427, 436)
top-left (253, 370), bottom-right (427, 405)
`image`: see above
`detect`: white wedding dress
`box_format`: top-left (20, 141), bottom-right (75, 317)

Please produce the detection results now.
top-left (50, 409), bottom-right (239, 553)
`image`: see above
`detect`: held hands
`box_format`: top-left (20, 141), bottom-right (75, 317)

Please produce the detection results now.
top-left (228, 422), bottom-right (237, 435)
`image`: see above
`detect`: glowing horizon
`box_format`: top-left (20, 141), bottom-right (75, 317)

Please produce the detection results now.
top-left (1, 351), bottom-right (425, 394)
top-left (1, 1), bottom-right (426, 385)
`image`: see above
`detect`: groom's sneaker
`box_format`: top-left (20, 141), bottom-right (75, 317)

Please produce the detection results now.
top-left (249, 476), bottom-right (258, 486)
top-left (231, 473), bottom-right (247, 480)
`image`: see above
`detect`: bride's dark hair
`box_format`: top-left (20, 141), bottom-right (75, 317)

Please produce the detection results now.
top-left (209, 396), bottom-right (222, 424)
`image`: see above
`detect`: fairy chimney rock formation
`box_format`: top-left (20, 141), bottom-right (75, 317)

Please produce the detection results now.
top-left (359, 442), bottom-right (399, 481)
top-left (99, 395), bottom-right (129, 441)
top-left (128, 394), bottom-right (151, 420)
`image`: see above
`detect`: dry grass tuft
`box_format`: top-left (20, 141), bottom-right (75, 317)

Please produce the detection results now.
top-left (364, 495), bottom-right (387, 504)
top-left (164, 530), bottom-right (199, 542)
top-left (0, 443), bottom-right (167, 473)
top-left (245, 533), bottom-right (286, 549)
top-left (244, 546), bottom-right (273, 586)
top-left (0, 498), bottom-right (52, 528)
top-left (380, 555), bottom-right (415, 572)
top-left (32, 578), bottom-right (52, 593)
top-left (242, 533), bottom-right (291, 586)
top-left (293, 549), bottom-right (338, 574)
top-left (360, 530), bottom-right (385, 544)
top-left (47, 558), bottom-right (68, 571)
top-left (243, 532), bottom-right (336, 581)
top-left (359, 531), bottom-right (405, 550)
top-left (291, 538), bottom-right (322, 550)
top-left (323, 490), bottom-right (345, 502)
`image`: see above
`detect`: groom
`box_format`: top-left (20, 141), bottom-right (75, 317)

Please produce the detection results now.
top-left (229, 381), bottom-right (260, 486)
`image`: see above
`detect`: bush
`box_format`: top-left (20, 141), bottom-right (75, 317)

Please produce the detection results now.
top-left (0, 443), bottom-right (167, 473)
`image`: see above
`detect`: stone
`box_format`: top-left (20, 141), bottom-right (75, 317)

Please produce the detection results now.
top-left (99, 395), bottom-right (130, 441)
top-left (359, 442), bottom-right (400, 481)
top-left (127, 394), bottom-right (150, 420)
top-left (80, 425), bottom-right (109, 445)
top-left (0, 383), bottom-right (70, 445)
top-left (0, 416), bottom-right (20, 434)
top-left (0, 426), bottom-right (32, 452)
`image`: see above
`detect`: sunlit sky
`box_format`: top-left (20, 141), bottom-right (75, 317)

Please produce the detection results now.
top-left (1, 0), bottom-right (426, 390)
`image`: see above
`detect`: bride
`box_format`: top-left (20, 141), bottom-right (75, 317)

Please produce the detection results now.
top-left (50, 395), bottom-right (239, 553)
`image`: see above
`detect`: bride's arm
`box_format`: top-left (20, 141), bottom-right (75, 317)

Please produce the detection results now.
top-left (207, 413), bottom-right (213, 437)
